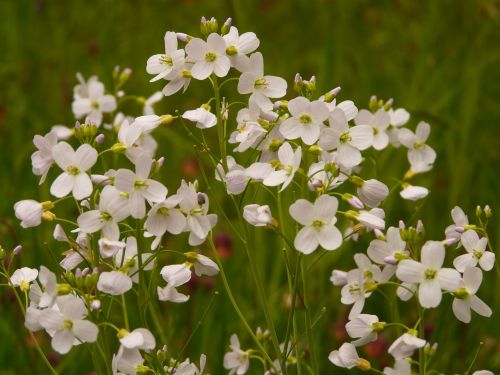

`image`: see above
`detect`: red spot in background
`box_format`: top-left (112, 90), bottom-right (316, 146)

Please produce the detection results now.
top-left (214, 231), bottom-right (233, 259)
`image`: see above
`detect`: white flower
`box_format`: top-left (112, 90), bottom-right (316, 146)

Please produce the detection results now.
top-left (185, 33), bottom-right (231, 80)
top-left (289, 195), bottom-right (342, 254)
top-left (388, 333), bottom-right (426, 360)
top-left (177, 181), bottom-right (217, 246)
top-left (50, 142), bottom-right (98, 200)
top-left (452, 267), bottom-right (492, 323)
top-left (215, 156), bottom-right (249, 195)
top-left (445, 206), bottom-right (469, 245)
top-left (182, 107), bottom-right (217, 129)
top-left (11, 267), bottom-right (38, 292)
top-left (72, 76), bottom-right (116, 125)
top-left (39, 294), bottom-right (98, 354)
top-left (173, 354), bottom-right (206, 375)
top-left (400, 184), bottom-right (429, 201)
top-left (115, 155), bottom-right (168, 218)
top-left (345, 314), bottom-right (382, 346)
top-left (143, 91), bottom-right (163, 115)
top-left (157, 263), bottom-right (191, 303)
top-left (223, 334), bottom-right (250, 375)
top-left (77, 186), bottom-right (130, 240)
top-left (352, 209), bottom-right (386, 231)
top-left (383, 359), bottom-right (411, 375)
top-left (341, 270), bottom-right (372, 319)
top-left (355, 178), bottom-right (389, 208)
top-left (263, 142), bottom-right (301, 191)
top-left (223, 26), bottom-right (259, 71)
top-left (387, 107), bottom-right (410, 147)
top-left (279, 97), bottom-right (329, 145)
top-left (243, 204), bottom-right (273, 227)
top-left (328, 343), bottom-right (360, 369)
top-left (472, 371), bottom-right (494, 375)
top-left (144, 195), bottom-right (186, 249)
top-left (97, 271), bottom-right (133, 296)
top-left (318, 108), bottom-right (373, 169)
top-left (454, 230), bottom-right (495, 272)
top-left (14, 199), bottom-right (45, 228)
top-left (147, 31), bottom-right (185, 82)
top-left (31, 266), bottom-right (57, 309)
top-left (186, 252), bottom-right (220, 277)
top-left (31, 131), bottom-right (58, 183)
top-left (98, 238), bottom-right (126, 258)
top-left (322, 98), bottom-right (358, 122)
top-left (368, 227), bottom-right (408, 266)
top-left (161, 62), bottom-right (194, 96)
top-left (118, 328), bottom-right (155, 351)
top-left (398, 121), bottom-right (436, 172)
top-left (396, 241), bottom-right (461, 308)
top-left (237, 52), bottom-right (287, 107)
top-left (112, 328), bottom-right (155, 375)
top-left (355, 109), bottom-right (391, 150)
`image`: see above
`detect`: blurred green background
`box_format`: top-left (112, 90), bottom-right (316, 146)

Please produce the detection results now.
top-left (1, 0), bottom-right (499, 374)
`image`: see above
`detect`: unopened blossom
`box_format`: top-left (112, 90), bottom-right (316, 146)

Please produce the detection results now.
top-left (243, 204), bottom-right (274, 227)
top-left (98, 238), bottom-right (126, 258)
top-left (329, 343), bottom-right (369, 370)
top-left (367, 227), bottom-right (408, 266)
top-left (144, 195), bottom-right (186, 249)
top-left (398, 121), bottom-right (436, 172)
top-left (215, 156), bottom-right (249, 195)
top-left (400, 184), bottom-right (429, 201)
top-left (388, 332), bottom-right (426, 360)
top-left (77, 185), bottom-right (130, 240)
top-left (289, 195), bottom-right (342, 254)
top-left (330, 270), bottom-right (348, 286)
top-left (223, 334), bottom-right (250, 375)
top-left (237, 52), bottom-right (287, 107)
top-left (72, 75), bottom-right (117, 125)
top-left (445, 206), bottom-right (469, 245)
top-left (223, 26), bottom-right (260, 71)
top-left (279, 97), bottom-right (330, 145)
top-left (182, 107), bottom-right (217, 129)
top-left (263, 142), bottom-right (301, 191)
top-left (354, 177), bottom-right (389, 208)
top-left (39, 294), bottom-right (98, 354)
top-left (319, 108), bottom-right (373, 169)
top-left (115, 155), bottom-right (168, 218)
top-left (31, 131), bottom-right (58, 183)
top-left (115, 236), bottom-right (153, 282)
top-left (146, 31), bottom-right (185, 82)
top-left (185, 33), bottom-right (231, 80)
top-left (346, 314), bottom-right (383, 346)
top-left (10, 267), bottom-right (38, 292)
top-left (452, 267), bottom-right (492, 323)
top-left (177, 180), bottom-right (217, 246)
top-left (355, 109), bottom-right (391, 150)
top-left (14, 199), bottom-right (49, 228)
top-left (97, 271), bottom-right (133, 296)
top-left (383, 359), bottom-right (411, 375)
top-left (50, 125), bottom-right (74, 140)
top-left (396, 241), bottom-right (461, 308)
top-left (50, 142), bottom-right (97, 200)
top-left (454, 230), bottom-right (495, 272)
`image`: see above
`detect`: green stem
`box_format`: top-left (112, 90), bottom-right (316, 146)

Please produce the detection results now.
top-left (301, 259), bottom-right (318, 375)
top-left (418, 305), bottom-right (426, 375)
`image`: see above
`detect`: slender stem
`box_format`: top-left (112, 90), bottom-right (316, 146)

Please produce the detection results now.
top-left (121, 294), bottom-right (130, 331)
top-left (418, 304), bottom-right (426, 375)
top-left (301, 259), bottom-right (319, 375)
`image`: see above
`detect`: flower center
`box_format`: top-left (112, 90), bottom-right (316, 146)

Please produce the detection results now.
top-left (99, 211), bottom-right (112, 222)
top-left (472, 249), bottom-right (483, 259)
top-left (311, 219), bottom-right (324, 230)
top-left (204, 52), bottom-right (217, 62)
top-left (20, 280), bottom-right (30, 292)
top-left (66, 165), bottom-right (81, 175)
top-left (363, 269), bottom-right (373, 280)
top-left (299, 114), bottom-right (312, 124)
top-left (182, 69), bottom-right (192, 78)
top-left (254, 77), bottom-right (269, 89)
top-left (339, 132), bottom-right (352, 144)
top-left (159, 54), bottom-right (173, 66)
top-left (454, 287), bottom-right (470, 299)
top-left (157, 206), bottom-right (170, 216)
top-left (64, 320), bottom-right (73, 330)
top-left (414, 142), bottom-right (424, 149)
top-left (134, 179), bottom-right (149, 190)
top-left (424, 268), bottom-right (437, 280)
top-left (226, 45), bottom-right (238, 56)
top-left (91, 101), bottom-right (100, 110)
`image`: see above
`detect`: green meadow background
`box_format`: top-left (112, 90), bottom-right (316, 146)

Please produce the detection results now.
top-left (1, 0), bottom-right (499, 373)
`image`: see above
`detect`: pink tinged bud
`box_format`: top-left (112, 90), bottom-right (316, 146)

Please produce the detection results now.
top-left (197, 193), bottom-right (206, 205)
top-left (386, 98), bottom-right (394, 106)
top-left (92, 267), bottom-right (99, 275)
top-left (331, 86), bottom-right (341, 96)
top-left (223, 17), bottom-right (232, 27)
top-left (75, 268), bottom-right (82, 278)
top-left (75, 121), bottom-right (81, 130)
top-left (91, 174), bottom-right (110, 185)
top-left (201, 16), bottom-right (207, 23)
top-left (442, 237), bottom-right (458, 246)
top-left (91, 300), bottom-right (101, 311)
top-left (384, 255), bottom-right (398, 265)
top-left (273, 101), bottom-right (282, 110)
top-left (176, 33), bottom-right (189, 42)
top-left (374, 228), bottom-right (384, 238)
top-left (310, 75), bottom-right (316, 84)
top-left (416, 220), bottom-right (424, 233)
top-left (117, 90), bottom-right (125, 97)
top-left (294, 73), bottom-right (302, 84)
top-left (156, 156), bottom-right (165, 167)
top-left (348, 196), bottom-right (364, 209)
top-left (13, 245), bottom-right (23, 255)
top-left (114, 65), bottom-right (120, 73)
top-left (399, 220), bottom-right (405, 230)
top-left (162, 345), bottom-right (168, 352)
top-left (454, 226), bottom-right (465, 233)
top-left (123, 68), bottom-right (132, 75)
top-left (370, 95), bottom-right (377, 102)
top-left (210, 17), bottom-right (216, 22)
top-left (311, 179), bottom-right (323, 189)
top-left (95, 133), bottom-right (105, 144)
top-left (82, 267), bottom-right (90, 276)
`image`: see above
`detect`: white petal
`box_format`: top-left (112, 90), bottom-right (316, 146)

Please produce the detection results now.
top-left (317, 225), bottom-right (342, 251)
top-left (294, 227), bottom-right (319, 254)
top-left (73, 320), bottom-right (99, 343)
top-left (52, 330), bottom-right (74, 354)
top-left (452, 298), bottom-right (471, 323)
top-left (50, 173), bottom-right (74, 198)
top-left (73, 173), bottom-right (93, 200)
top-left (289, 199), bottom-right (314, 225)
top-left (418, 279), bottom-right (442, 308)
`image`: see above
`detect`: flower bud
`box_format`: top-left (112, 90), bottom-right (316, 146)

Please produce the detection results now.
top-left (323, 86), bottom-right (341, 102)
top-left (293, 73), bottom-right (303, 93)
top-left (41, 211), bottom-right (56, 222)
top-left (356, 358), bottom-right (371, 371)
top-left (476, 205), bottom-right (482, 217)
top-left (91, 299), bottom-right (101, 311)
top-left (160, 114), bottom-right (174, 126)
top-left (56, 283), bottom-right (73, 295)
top-left (13, 245), bottom-right (23, 255)
top-left (135, 365), bottom-right (151, 375)
top-left (0, 246), bottom-right (5, 260)
top-left (369, 95), bottom-right (378, 112)
top-left (342, 194), bottom-right (364, 209)
top-left (308, 144), bottom-right (322, 156)
top-left (383, 98), bottom-right (393, 111)
top-left (176, 32), bottom-right (190, 42)
top-left (41, 201), bottom-right (55, 210)
top-left (95, 133), bottom-right (105, 144)
top-left (221, 18), bottom-right (232, 35)
top-left (111, 142), bottom-right (127, 154)
top-left (484, 205), bottom-right (492, 218)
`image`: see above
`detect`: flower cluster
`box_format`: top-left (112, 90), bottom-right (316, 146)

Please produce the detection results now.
top-left (2, 16), bottom-right (495, 375)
